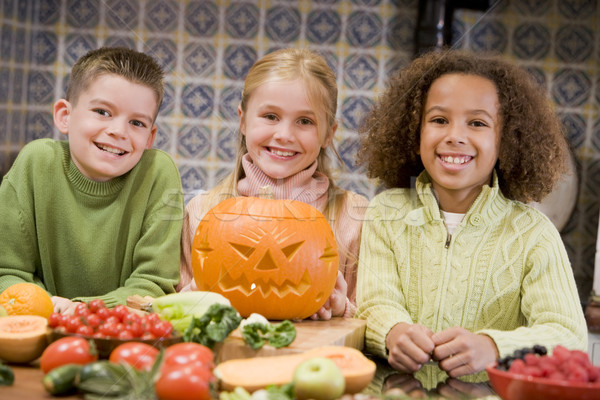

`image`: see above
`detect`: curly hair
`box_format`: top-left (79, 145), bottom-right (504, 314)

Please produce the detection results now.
top-left (357, 49), bottom-right (569, 203)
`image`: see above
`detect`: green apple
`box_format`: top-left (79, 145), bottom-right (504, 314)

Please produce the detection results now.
top-left (293, 357), bottom-right (345, 400)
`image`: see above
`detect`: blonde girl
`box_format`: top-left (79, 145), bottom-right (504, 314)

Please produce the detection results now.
top-left (179, 48), bottom-right (368, 319)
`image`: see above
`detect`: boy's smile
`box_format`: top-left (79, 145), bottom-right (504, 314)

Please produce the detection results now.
top-left (53, 74), bottom-right (157, 182)
top-left (419, 73), bottom-right (500, 213)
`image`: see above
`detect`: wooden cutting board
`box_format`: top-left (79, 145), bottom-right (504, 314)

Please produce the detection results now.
top-left (213, 317), bottom-right (366, 363)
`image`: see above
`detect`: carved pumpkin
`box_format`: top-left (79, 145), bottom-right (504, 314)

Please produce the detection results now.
top-left (191, 188), bottom-right (339, 320)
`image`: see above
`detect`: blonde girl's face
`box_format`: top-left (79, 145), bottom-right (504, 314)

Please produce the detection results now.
top-left (419, 73), bottom-right (501, 212)
top-left (239, 78), bottom-right (334, 180)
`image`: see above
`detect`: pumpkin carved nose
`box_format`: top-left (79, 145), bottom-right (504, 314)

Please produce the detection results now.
top-left (255, 249), bottom-right (278, 271)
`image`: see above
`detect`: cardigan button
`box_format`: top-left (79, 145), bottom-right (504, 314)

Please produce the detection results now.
top-left (470, 214), bottom-right (482, 225)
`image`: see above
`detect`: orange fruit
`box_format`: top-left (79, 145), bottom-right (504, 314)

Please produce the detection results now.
top-left (0, 283), bottom-right (54, 319)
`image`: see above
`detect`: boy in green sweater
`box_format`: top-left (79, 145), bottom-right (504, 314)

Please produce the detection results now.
top-left (0, 47), bottom-right (183, 313)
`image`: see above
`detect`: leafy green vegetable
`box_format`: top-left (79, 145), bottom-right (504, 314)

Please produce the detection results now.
top-left (265, 383), bottom-right (295, 400)
top-left (183, 303), bottom-right (242, 348)
top-left (152, 291), bottom-right (231, 334)
top-left (0, 361), bottom-right (13, 386)
top-left (241, 320), bottom-right (296, 350)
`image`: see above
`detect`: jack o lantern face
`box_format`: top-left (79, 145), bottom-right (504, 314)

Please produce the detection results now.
top-left (192, 196), bottom-right (339, 320)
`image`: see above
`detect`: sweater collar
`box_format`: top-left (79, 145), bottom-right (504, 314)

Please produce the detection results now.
top-left (63, 144), bottom-right (128, 196)
top-left (237, 153), bottom-right (329, 211)
top-left (411, 170), bottom-right (508, 226)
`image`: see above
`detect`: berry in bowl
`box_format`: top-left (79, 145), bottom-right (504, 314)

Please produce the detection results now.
top-left (47, 300), bottom-right (182, 358)
top-left (486, 345), bottom-right (600, 400)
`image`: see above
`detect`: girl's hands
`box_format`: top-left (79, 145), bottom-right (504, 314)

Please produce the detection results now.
top-left (432, 327), bottom-right (499, 377)
top-left (386, 322), bottom-right (435, 373)
top-left (310, 271), bottom-right (348, 320)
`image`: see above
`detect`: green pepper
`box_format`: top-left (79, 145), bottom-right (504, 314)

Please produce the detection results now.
top-left (0, 361), bottom-right (14, 386)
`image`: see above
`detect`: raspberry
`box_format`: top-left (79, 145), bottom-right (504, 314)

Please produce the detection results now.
top-left (509, 358), bottom-right (526, 374)
top-left (524, 353), bottom-right (539, 366)
top-left (566, 365), bottom-right (589, 383)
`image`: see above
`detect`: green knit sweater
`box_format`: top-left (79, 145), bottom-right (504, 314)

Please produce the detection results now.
top-left (0, 139), bottom-right (184, 306)
top-left (356, 171), bottom-right (587, 359)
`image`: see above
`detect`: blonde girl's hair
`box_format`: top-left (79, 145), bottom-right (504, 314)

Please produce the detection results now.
top-left (66, 47), bottom-right (165, 120)
top-left (203, 48), bottom-right (351, 254)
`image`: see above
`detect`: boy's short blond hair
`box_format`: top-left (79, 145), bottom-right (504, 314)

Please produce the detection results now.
top-left (66, 47), bottom-right (165, 120)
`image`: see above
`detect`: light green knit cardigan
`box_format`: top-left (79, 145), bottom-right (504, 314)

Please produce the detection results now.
top-left (356, 171), bottom-right (587, 360)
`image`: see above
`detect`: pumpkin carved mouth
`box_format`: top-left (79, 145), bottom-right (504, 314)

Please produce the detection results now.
top-left (217, 266), bottom-right (313, 298)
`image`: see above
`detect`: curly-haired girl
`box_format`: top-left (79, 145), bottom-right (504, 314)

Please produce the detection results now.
top-left (355, 49), bottom-right (587, 378)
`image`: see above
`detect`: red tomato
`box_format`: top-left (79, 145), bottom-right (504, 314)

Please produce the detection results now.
top-left (112, 305), bottom-right (130, 321)
top-left (88, 299), bottom-right (106, 313)
top-left (40, 337), bottom-right (98, 373)
top-left (74, 302), bottom-right (90, 317)
top-left (155, 364), bottom-right (214, 400)
top-left (109, 342), bottom-right (159, 371)
top-left (164, 343), bottom-right (214, 370)
top-left (151, 320), bottom-right (173, 338)
top-left (48, 312), bottom-right (63, 328)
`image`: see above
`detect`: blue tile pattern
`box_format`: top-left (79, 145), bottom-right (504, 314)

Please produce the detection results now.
top-left (66, 0), bottom-right (99, 28)
top-left (306, 10), bottom-right (341, 44)
top-left (558, 0), bottom-right (597, 18)
top-left (343, 54), bottom-right (378, 90)
top-left (183, 43), bottom-right (216, 77)
top-left (555, 25), bottom-right (593, 62)
top-left (105, 0), bottom-right (139, 31)
top-left (184, 1), bottom-right (218, 37)
top-left (225, 2), bottom-right (259, 39)
top-left (265, 6), bottom-right (301, 43)
top-left (27, 71), bottom-right (54, 105)
top-left (513, 23), bottom-right (550, 59)
top-left (145, 0), bottom-right (178, 33)
top-left (223, 45), bottom-right (257, 80)
top-left (0, 0), bottom-right (598, 302)
top-left (346, 11), bottom-right (382, 47)
top-left (181, 84), bottom-right (214, 119)
top-left (551, 68), bottom-right (592, 107)
top-left (178, 125), bottom-right (211, 159)
top-left (36, 0), bottom-right (61, 25)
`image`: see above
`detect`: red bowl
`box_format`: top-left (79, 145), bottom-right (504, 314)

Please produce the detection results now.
top-left (486, 364), bottom-right (600, 400)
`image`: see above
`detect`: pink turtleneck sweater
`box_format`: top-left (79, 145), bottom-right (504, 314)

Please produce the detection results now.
top-left (178, 154), bottom-right (368, 316)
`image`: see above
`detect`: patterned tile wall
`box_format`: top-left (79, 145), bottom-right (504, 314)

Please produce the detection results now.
top-left (0, 0), bottom-right (598, 302)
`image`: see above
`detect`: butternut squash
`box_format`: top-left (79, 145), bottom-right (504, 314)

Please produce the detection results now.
top-left (215, 346), bottom-right (376, 393)
top-left (0, 315), bottom-right (49, 363)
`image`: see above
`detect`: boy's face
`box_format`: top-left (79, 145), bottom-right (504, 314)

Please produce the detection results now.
top-left (53, 74), bottom-right (157, 182)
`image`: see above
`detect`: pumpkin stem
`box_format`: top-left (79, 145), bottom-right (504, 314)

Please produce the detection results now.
top-left (258, 185), bottom-right (275, 199)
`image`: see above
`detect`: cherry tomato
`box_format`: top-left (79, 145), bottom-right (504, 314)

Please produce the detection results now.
top-left (88, 299), bottom-right (106, 313)
top-left (109, 342), bottom-right (159, 371)
top-left (151, 320), bottom-right (173, 338)
top-left (48, 312), bottom-right (63, 328)
top-left (74, 302), bottom-right (91, 317)
top-left (65, 315), bottom-right (83, 333)
top-left (164, 343), bottom-right (214, 370)
top-left (40, 337), bottom-right (98, 373)
top-left (127, 321), bottom-right (144, 338)
top-left (76, 325), bottom-right (94, 336)
top-left (96, 307), bottom-right (112, 320)
top-left (155, 364), bottom-right (214, 400)
top-left (112, 305), bottom-right (130, 321)
top-left (85, 313), bottom-right (101, 329)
